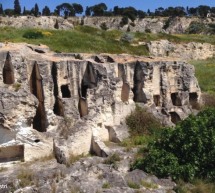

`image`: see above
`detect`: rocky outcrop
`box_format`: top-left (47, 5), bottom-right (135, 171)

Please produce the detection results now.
top-left (0, 43), bottom-right (201, 162)
top-left (147, 40), bottom-right (215, 60)
top-left (0, 15), bottom-right (214, 34)
top-left (0, 144), bottom-right (176, 193)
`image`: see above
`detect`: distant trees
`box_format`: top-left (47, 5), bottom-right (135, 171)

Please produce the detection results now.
top-left (0, 1), bottom-right (215, 19)
top-left (42, 6), bottom-right (51, 16)
top-left (0, 4), bottom-right (3, 15)
top-left (54, 3), bottom-right (83, 18)
top-left (14, 0), bottom-right (21, 15)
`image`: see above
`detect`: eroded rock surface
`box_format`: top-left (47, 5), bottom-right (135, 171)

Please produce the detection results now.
top-left (147, 40), bottom-right (215, 60)
top-left (0, 16), bottom-right (214, 34)
top-left (0, 43), bottom-right (201, 162)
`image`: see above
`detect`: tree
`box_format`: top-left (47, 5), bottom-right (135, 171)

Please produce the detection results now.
top-left (42, 6), bottom-right (51, 16)
top-left (133, 108), bottom-right (215, 181)
top-left (55, 3), bottom-right (75, 18)
top-left (198, 5), bottom-right (210, 17)
top-left (0, 4), bottom-right (3, 15)
top-left (14, 0), bottom-right (21, 15)
top-left (4, 9), bottom-right (14, 16)
top-left (90, 3), bottom-right (107, 16)
top-left (85, 6), bottom-right (91, 16)
top-left (34, 3), bottom-right (39, 16)
top-left (72, 3), bottom-right (83, 15)
top-left (23, 6), bottom-right (26, 15)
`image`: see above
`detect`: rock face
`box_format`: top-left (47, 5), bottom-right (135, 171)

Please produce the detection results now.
top-left (0, 43), bottom-right (201, 162)
top-left (147, 40), bottom-right (215, 60)
top-left (0, 15), bottom-right (214, 34)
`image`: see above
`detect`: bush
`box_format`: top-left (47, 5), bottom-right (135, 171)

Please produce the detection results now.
top-left (120, 16), bottom-right (129, 27)
top-left (132, 108), bottom-right (215, 182)
top-left (126, 105), bottom-right (162, 136)
top-left (23, 31), bottom-right (44, 39)
top-left (100, 22), bottom-right (108, 31)
top-left (186, 21), bottom-right (207, 34)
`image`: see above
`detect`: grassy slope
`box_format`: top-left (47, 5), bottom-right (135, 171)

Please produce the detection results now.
top-left (190, 57), bottom-right (215, 94)
top-left (0, 26), bottom-right (215, 55)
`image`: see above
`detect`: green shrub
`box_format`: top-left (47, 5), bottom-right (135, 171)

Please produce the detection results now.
top-left (120, 16), bottom-right (129, 27)
top-left (132, 108), bottom-right (215, 182)
top-left (186, 22), bottom-right (207, 34)
top-left (103, 153), bottom-right (121, 165)
top-left (100, 22), bottom-right (108, 31)
top-left (23, 31), bottom-right (44, 39)
top-left (120, 33), bottom-right (134, 43)
top-left (126, 105), bottom-right (162, 136)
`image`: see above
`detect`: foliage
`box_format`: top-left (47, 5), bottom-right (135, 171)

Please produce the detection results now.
top-left (186, 21), bottom-right (207, 34)
top-left (120, 33), bottom-right (134, 43)
top-left (17, 168), bottom-right (34, 187)
top-left (23, 30), bottom-right (44, 39)
top-left (103, 153), bottom-right (121, 166)
top-left (120, 16), bottom-right (129, 27)
top-left (0, 4), bottom-right (3, 15)
top-left (127, 181), bottom-right (140, 189)
top-left (132, 108), bottom-right (215, 182)
top-left (1, 26), bottom-right (215, 56)
top-left (100, 22), bottom-right (108, 31)
top-left (126, 105), bottom-right (162, 136)
top-left (14, 0), bottom-right (21, 15)
top-left (175, 179), bottom-right (215, 193)
top-left (42, 6), bottom-right (51, 16)
top-left (102, 182), bottom-right (111, 189)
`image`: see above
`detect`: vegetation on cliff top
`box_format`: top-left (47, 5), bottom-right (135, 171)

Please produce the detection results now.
top-left (0, 26), bottom-right (215, 55)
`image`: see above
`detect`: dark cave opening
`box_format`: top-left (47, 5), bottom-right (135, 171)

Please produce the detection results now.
top-left (189, 92), bottom-right (198, 109)
top-left (30, 62), bottom-right (47, 132)
top-left (3, 52), bottom-right (15, 84)
top-left (170, 112), bottom-right (181, 124)
top-left (61, 85), bottom-right (71, 98)
top-left (153, 95), bottom-right (160, 106)
top-left (33, 102), bottom-right (47, 132)
top-left (133, 62), bottom-right (147, 103)
top-left (121, 83), bottom-right (130, 102)
top-left (52, 62), bottom-right (64, 116)
top-left (78, 97), bottom-right (88, 117)
top-left (171, 93), bottom-right (182, 106)
top-left (53, 98), bottom-right (64, 116)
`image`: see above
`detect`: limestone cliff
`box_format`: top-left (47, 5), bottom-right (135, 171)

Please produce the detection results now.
top-left (0, 43), bottom-right (201, 163)
top-left (0, 15), bottom-right (214, 34)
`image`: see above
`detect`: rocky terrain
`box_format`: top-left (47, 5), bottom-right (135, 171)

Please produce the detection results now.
top-left (0, 15), bottom-right (214, 34)
top-left (0, 40), bottom-right (203, 193)
top-left (0, 143), bottom-right (176, 193)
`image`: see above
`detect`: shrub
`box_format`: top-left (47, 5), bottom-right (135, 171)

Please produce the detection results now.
top-left (103, 153), bottom-right (121, 169)
top-left (132, 108), bottom-right (215, 182)
top-left (102, 182), bottom-right (111, 189)
top-left (120, 33), bottom-right (134, 43)
top-left (23, 31), bottom-right (44, 39)
top-left (100, 22), bottom-right (108, 31)
top-left (126, 105), bottom-right (162, 136)
top-left (120, 16), bottom-right (129, 27)
top-left (186, 21), bottom-right (207, 34)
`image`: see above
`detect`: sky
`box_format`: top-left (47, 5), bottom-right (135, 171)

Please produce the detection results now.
top-left (0, 0), bottom-right (215, 12)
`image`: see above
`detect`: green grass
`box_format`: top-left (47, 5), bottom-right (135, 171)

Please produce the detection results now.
top-left (1, 26), bottom-right (215, 55)
top-left (190, 57), bottom-right (215, 93)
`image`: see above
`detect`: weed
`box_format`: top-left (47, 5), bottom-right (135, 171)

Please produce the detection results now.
top-left (102, 182), bottom-right (111, 189)
top-left (127, 181), bottom-right (140, 189)
top-left (13, 83), bottom-right (21, 91)
top-left (103, 153), bottom-right (121, 165)
top-left (141, 180), bottom-right (158, 189)
top-left (17, 168), bottom-right (34, 187)
top-left (66, 153), bottom-right (85, 167)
